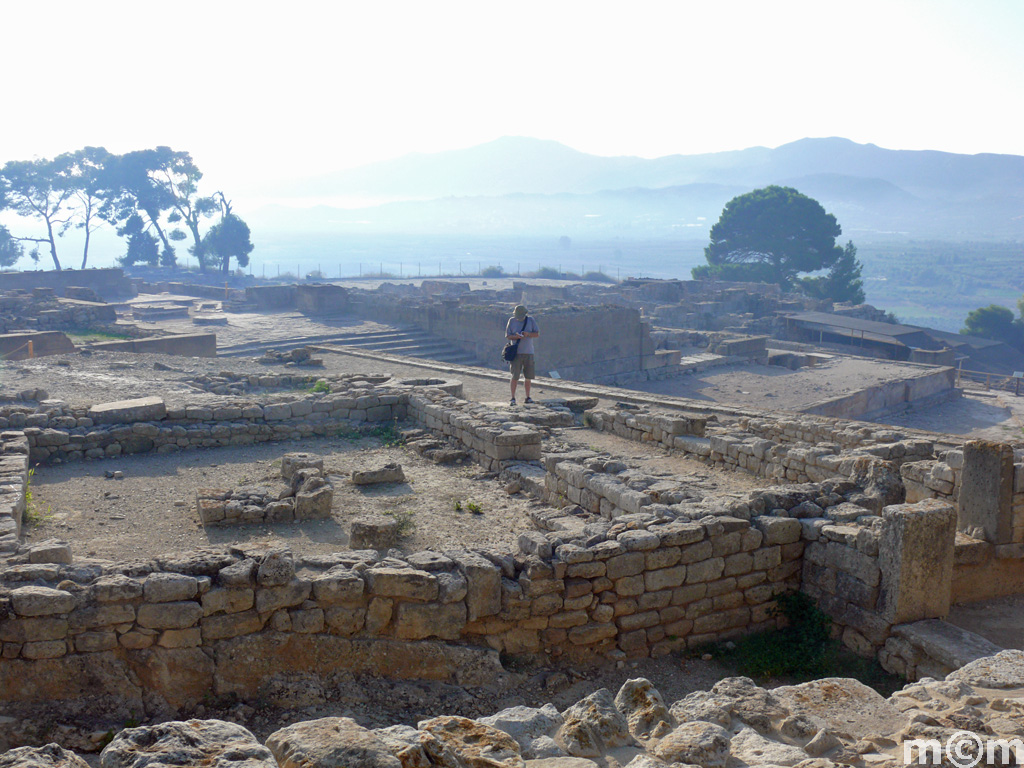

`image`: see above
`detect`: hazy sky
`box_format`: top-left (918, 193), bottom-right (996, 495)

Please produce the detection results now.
top-left (3, 0), bottom-right (1023, 200)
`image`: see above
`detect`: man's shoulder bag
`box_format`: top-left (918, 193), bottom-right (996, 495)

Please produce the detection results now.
top-left (502, 316), bottom-right (529, 363)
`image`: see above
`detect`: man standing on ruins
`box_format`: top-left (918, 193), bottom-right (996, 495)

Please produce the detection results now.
top-left (506, 304), bottom-right (539, 406)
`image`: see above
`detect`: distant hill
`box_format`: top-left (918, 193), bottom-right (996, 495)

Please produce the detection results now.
top-left (253, 137), bottom-right (1024, 241)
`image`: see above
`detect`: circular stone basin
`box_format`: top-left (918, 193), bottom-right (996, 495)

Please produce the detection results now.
top-left (394, 378), bottom-right (463, 397)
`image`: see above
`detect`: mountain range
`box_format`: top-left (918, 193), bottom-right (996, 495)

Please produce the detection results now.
top-left (252, 137), bottom-right (1024, 241)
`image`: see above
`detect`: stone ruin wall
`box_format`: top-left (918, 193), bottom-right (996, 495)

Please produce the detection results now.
top-left (0, 377), bottom-right (1015, 725)
top-left (0, 292), bottom-right (117, 335)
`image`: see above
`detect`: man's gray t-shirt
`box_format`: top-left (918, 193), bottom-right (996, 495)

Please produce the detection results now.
top-left (506, 316), bottom-right (538, 355)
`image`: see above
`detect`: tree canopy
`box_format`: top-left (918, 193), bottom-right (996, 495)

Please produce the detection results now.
top-left (961, 304), bottom-right (1023, 350)
top-left (697, 186), bottom-right (855, 298)
top-left (203, 196), bottom-right (253, 274)
top-left (799, 241), bottom-right (866, 305)
top-left (1, 157), bottom-right (76, 270)
top-left (0, 145), bottom-right (252, 272)
top-left (0, 225), bottom-right (23, 268)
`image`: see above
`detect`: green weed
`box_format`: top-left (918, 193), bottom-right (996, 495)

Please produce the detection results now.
top-left (310, 380), bottom-right (330, 394)
top-left (453, 500), bottom-right (463, 512)
top-left (382, 509), bottom-right (415, 537)
top-left (466, 501), bottom-right (482, 514)
top-left (336, 423), bottom-right (403, 446)
top-left (22, 468), bottom-right (53, 527)
top-left (695, 591), bottom-right (902, 694)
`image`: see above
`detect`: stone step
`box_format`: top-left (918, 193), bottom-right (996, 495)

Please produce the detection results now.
top-left (893, 618), bottom-right (1004, 671)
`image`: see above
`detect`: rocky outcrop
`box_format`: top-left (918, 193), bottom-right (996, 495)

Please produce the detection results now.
top-left (100, 721), bottom-right (274, 768)
top-left (15, 658), bottom-right (1016, 768)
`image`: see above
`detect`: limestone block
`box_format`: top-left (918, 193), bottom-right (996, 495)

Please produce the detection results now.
top-left (0, 616), bottom-right (68, 643)
top-left (87, 396), bottom-right (167, 425)
top-left (567, 622), bottom-right (617, 645)
top-left (325, 606), bottom-right (366, 636)
top-left (255, 581), bottom-right (311, 614)
top-left (90, 574), bottom-right (144, 603)
top-left (68, 603), bottom-right (135, 630)
top-left (773, 676), bottom-right (908, 739)
top-left (311, 567), bottom-right (365, 604)
top-left (393, 601), bottom-right (467, 640)
top-left (295, 486), bottom-right (333, 519)
top-left (959, 440), bottom-right (1015, 544)
top-left (892, 618), bottom-right (1003, 671)
top-left (447, 550), bottom-right (502, 621)
top-left (136, 601), bottom-right (204, 630)
top-left (101, 719), bottom-right (275, 768)
top-left (262, 403), bottom-right (291, 420)
top-left (352, 463), bottom-right (406, 485)
top-left (144, 573), bottom-right (199, 603)
top-left (26, 539), bottom-right (72, 565)
top-left (349, 515), bottom-right (401, 551)
top-left (366, 567), bottom-right (438, 601)
top-left (728, 726), bottom-right (807, 767)
top-left (10, 586), bottom-right (76, 617)
top-left (280, 452), bottom-right (324, 481)
top-left (257, 549), bottom-right (295, 587)
top-left (878, 499), bottom-right (956, 624)
top-left (610, 678), bottom-right (670, 741)
top-left (202, 588), bottom-right (255, 616)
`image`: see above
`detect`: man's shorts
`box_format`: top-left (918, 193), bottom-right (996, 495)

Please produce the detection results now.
top-left (510, 354), bottom-right (535, 380)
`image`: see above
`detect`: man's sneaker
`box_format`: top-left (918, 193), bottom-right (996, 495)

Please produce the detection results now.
top-left (524, 397), bottom-right (535, 404)
top-left (509, 398), bottom-right (517, 407)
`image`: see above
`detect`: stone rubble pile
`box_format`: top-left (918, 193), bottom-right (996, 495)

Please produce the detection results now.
top-left (196, 453), bottom-right (334, 525)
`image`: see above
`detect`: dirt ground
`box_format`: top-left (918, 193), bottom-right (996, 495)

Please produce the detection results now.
top-left (24, 435), bottom-right (537, 560)
top-left (25, 421), bottom-right (765, 563)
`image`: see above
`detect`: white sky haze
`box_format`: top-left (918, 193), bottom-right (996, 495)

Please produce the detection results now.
top-left (2, 0), bottom-right (1023, 199)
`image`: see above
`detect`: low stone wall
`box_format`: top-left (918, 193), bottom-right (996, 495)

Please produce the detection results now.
top-left (583, 406), bottom-right (707, 447)
top-left (0, 387), bottom-right (406, 464)
top-left (802, 516), bottom-right (887, 654)
top-left (0, 510), bottom-right (803, 721)
top-left (0, 381), bottom-right (1012, 725)
top-left (0, 433), bottom-right (29, 555)
top-left (0, 269), bottom-right (134, 299)
top-left (89, 333), bottom-right (218, 358)
top-left (0, 297), bottom-right (117, 336)
top-left (406, 393), bottom-right (543, 469)
top-left (583, 405), bottom-right (934, 489)
top-left (900, 440), bottom-right (1024, 602)
top-left (0, 332), bottom-right (76, 361)
top-left (801, 366), bottom-right (957, 420)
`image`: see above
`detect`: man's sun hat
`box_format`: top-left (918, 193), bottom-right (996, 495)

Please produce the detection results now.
top-left (514, 304), bottom-right (527, 318)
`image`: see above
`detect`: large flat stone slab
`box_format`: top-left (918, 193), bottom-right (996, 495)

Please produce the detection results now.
top-left (894, 619), bottom-right (1004, 671)
top-left (88, 397), bottom-right (167, 425)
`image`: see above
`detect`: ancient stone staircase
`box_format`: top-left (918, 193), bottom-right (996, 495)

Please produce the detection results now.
top-left (218, 326), bottom-right (483, 367)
